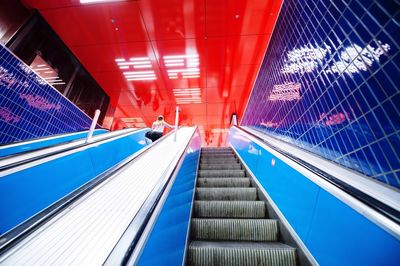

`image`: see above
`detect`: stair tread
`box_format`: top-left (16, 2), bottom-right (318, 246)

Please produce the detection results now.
top-left (190, 241), bottom-right (295, 250)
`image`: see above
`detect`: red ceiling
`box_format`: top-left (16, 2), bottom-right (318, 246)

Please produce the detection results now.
top-left (22, 0), bottom-right (282, 146)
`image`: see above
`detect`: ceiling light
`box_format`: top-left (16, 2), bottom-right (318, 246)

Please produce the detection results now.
top-left (115, 58), bottom-right (125, 62)
top-left (123, 71), bottom-right (154, 75)
top-left (165, 63), bottom-right (185, 67)
top-left (125, 74), bottom-right (156, 78)
top-left (127, 77), bottom-right (157, 81)
top-left (167, 68), bottom-right (199, 73)
top-left (163, 54), bottom-right (199, 59)
top-left (129, 57), bottom-right (150, 61)
top-left (119, 66), bottom-right (129, 69)
top-left (133, 65), bottom-right (152, 68)
top-left (182, 75), bottom-right (200, 78)
top-left (81, 0), bottom-right (125, 4)
top-left (164, 59), bottom-right (184, 63)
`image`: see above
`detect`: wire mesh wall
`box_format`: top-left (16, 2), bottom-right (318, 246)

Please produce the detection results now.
top-left (242, 0), bottom-right (400, 189)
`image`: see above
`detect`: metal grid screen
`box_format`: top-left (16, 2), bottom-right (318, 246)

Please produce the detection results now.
top-left (0, 44), bottom-right (93, 145)
top-left (242, 0), bottom-right (400, 189)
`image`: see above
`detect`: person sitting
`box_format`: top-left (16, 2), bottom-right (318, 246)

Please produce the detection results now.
top-left (145, 115), bottom-right (174, 142)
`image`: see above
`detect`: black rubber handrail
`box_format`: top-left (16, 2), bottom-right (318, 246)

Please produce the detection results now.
top-left (0, 128), bottom-right (143, 172)
top-left (235, 126), bottom-right (400, 224)
top-left (0, 129), bottom-right (173, 255)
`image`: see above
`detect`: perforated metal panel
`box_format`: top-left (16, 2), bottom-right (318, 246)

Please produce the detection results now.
top-left (242, 0), bottom-right (400, 189)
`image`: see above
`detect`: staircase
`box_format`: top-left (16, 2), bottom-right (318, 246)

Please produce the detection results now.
top-left (187, 147), bottom-right (297, 266)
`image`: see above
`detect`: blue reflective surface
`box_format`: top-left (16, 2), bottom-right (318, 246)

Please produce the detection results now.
top-left (137, 129), bottom-right (201, 266)
top-left (242, 0), bottom-right (400, 189)
top-left (229, 127), bottom-right (400, 266)
top-left (0, 129), bottom-right (108, 157)
top-left (0, 44), bottom-right (95, 145)
top-left (0, 129), bottom-right (149, 235)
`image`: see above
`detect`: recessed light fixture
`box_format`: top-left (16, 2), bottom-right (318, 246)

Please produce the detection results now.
top-left (117, 57), bottom-right (156, 81)
top-left (80, 0), bottom-right (125, 4)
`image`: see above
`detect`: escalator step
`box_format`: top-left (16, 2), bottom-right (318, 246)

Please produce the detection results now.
top-left (198, 169), bottom-right (245, 177)
top-left (199, 163), bottom-right (241, 170)
top-left (195, 188), bottom-right (257, 201)
top-left (194, 201), bottom-right (265, 218)
top-left (191, 218), bottom-right (278, 241)
top-left (200, 159), bottom-right (239, 164)
top-left (188, 241), bottom-right (297, 266)
top-left (197, 178), bottom-right (250, 187)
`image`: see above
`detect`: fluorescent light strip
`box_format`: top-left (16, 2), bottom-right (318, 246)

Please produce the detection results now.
top-left (125, 74), bottom-right (156, 78)
top-left (133, 65), bottom-right (152, 68)
top-left (164, 59), bottom-right (184, 63)
top-left (167, 68), bottom-right (199, 73)
top-left (44, 71), bottom-right (54, 74)
top-left (129, 57), bottom-right (150, 61)
top-left (52, 82), bottom-right (66, 85)
top-left (44, 76), bottom-right (60, 80)
top-left (182, 72), bottom-right (200, 75)
top-left (168, 73), bottom-right (178, 76)
top-left (124, 71), bottom-right (155, 75)
top-left (130, 61), bottom-right (151, 65)
top-left (165, 63), bottom-right (185, 67)
top-left (163, 54), bottom-right (199, 59)
top-left (119, 66), bottom-right (129, 69)
top-left (37, 64), bottom-right (46, 67)
top-left (173, 88), bottom-right (200, 91)
top-left (115, 58), bottom-right (125, 62)
top-left (32, 68), bottom-right (50, 71)
top-left (187, 63), bottom-right (199, 67)
top-left (182, 75), bottom-right (200, 78)
top-left (127, 77), bottom-right (157, 81)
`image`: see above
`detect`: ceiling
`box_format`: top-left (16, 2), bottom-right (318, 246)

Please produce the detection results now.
top-left (22, 0), bottom-right (282, 146)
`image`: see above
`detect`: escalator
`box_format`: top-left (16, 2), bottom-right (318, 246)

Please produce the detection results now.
top-left (187, 147), bottom-right (297, 266)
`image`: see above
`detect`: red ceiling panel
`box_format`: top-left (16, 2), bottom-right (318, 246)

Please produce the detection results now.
top-left (22, 0), bottom-right (283, 146)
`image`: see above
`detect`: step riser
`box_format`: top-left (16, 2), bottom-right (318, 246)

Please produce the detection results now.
top-left (196, 188), bottom-right (257, 201)
top-left (199, 170), bottom-right (245, 177)
top-left (194, 201), bottom-right (265, 218)
top-left (197, 178), bottom-right (250, 187)
top-left (200, 164), bottom-right (241, 170)
top-left (188, 247), bottom-right (297, 266)
top-left (191, 219), bottom-right (278, 241)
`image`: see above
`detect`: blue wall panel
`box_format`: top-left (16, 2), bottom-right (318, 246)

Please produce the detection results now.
top-left (137, 130), bottom-right (201, 266)
top-left (0, 44), bottom-right (95, 145)
top-left (228, 127), bottom-right (400, 266)
top-left (0, 129), bottom-right (149, 235)
top-left (241, 0), bottom-right (400, 189)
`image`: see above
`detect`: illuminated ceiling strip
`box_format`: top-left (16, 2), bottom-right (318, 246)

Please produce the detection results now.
top-left (81, 0), bottom-right (125, 4)
top-left (182, 75), bottom-right (200, 78)
top-left (123, 71), bottom-right (155, 75)
top-left (168, 73), bottom-right (178, 76)
top-left (164, 59), bottom-right (184, 63)
top-left (182, 72), bottom-right (200, 75)
top-left (51, 82), bottom-right (66, 85)
top-left (119, 66), bottom-right (129, 69)
top-left (173, 88), bottom-right (200, 91)
top-left (129, 61), bottom-right (151, 65)
top-left (115, 58), bottom-right (125, 62)
top-left (127, 77), bottom-right (157, 81)
top-left (165, 63), bottom-right (185, 67)
top-left (44, 76), bottom-right (60, 80)
top-left (129, 57), bottom-right (150, 61)
top-left (32, 68), bottom-right (50, 71)
top-left (167, 68), bottom-right (199, 73)
top-left (36, 64), bottom-right (46, 67)
top-left (163, 54), bottom-right (199, 59)
top-left (125, 74), bottom-right (156, 78)
top-left (118, 62), bottom-right (151, 66)
top-left (187, 63), bottom-right (199, 67)
top-left (44, 71), bottom-right (54, 74)
top-left (175, 97), bottom-right (201, 100)
top-left (133, 65), bottom-right (152, 69)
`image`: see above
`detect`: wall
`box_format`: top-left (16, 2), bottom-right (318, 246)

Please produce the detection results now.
top-left (0, 44), bottom-right (94, 145)
top-left (228, 127), bottom-right (400, 266)
top-left (242, 0), bottom-right (400, 189)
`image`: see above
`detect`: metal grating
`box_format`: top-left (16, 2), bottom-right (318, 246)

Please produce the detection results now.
top-left (242, 0), bottom-right (400, 189)
top-left (0, 44), bottom-right (93, 145)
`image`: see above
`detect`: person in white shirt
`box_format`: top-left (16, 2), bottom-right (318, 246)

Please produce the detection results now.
top-left (145, 115), bottom-right (174, 142)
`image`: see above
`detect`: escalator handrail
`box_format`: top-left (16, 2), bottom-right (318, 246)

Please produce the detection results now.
top-left (0, 128), bottom-right (145, 173)
top-left (233, 126), bottom-right (400, 227)
top-left (106, 127), bottom-right (199, 265)
top-left (0, 128), bottom-right (176, 255)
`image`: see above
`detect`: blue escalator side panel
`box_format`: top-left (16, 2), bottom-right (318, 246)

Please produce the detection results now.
top-left (137, 131), bottom-right (201, 266)
top-left (0, 129), bottom-right (149, 235)
top-left (0, 129), bottom-right (108, 157)
top-left (228, 127), bottom-right (400, 266)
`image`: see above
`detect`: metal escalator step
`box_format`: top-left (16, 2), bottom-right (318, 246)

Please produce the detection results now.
top-left (188, 241), bottom-right (297, 266)
top-left (195, 188), bottom-right (257, 201)
top-left (191, 218), bottom-right (278, 241)
top-left (200, 159), bottom-right (239, 164)
top-left (199, 163), bottom-right (241, 170)
top-left (194, 201), bottom-right (265, 218)
top-left (197, 178), bottom-right (250, 187)
top-left (198, 169), bottom-right (245, 177)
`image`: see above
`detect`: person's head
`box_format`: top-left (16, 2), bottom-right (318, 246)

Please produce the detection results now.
top-left (157, 115), bottom-right (164, 122)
